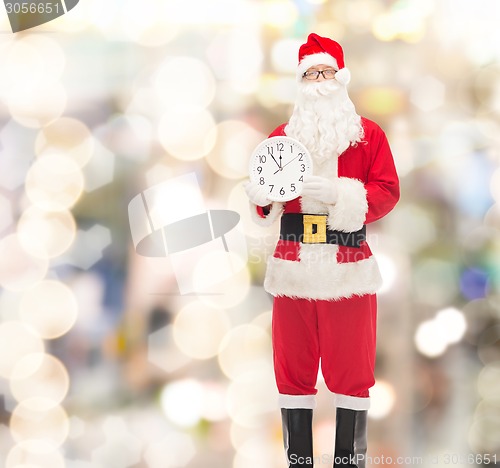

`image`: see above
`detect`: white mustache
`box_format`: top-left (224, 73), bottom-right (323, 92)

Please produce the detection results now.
top-left (298, 79), bottom-right (342, 97)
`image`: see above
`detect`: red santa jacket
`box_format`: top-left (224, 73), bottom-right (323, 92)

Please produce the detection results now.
top-left (250, 117), bottom-right (400, 301)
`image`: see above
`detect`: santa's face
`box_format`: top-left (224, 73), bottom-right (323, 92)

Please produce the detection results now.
top-left (300, 64), bottom-right (342, 97)
top-left (285, 63), bottom-right (363, 164)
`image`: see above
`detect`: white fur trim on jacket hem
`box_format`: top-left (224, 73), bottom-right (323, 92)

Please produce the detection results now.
top-left (279, 394), bottom-right (317, 409)
top-left (297, 52), bottom-right (339, 81)
top-left (327, 177), bottom-right (368, 233)
top-left (264, 253), bottom-right (382, 300)
top-left (249, 201), bottom-right (284, 227)
top-left (334, 394), bottom-right (370, 411)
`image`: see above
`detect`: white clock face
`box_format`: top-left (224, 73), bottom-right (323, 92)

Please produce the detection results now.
top-left (249, 136), bottom-right (313, 202)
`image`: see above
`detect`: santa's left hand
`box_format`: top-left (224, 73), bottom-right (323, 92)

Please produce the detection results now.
top-left (301, 175), bottom-right (338, 204)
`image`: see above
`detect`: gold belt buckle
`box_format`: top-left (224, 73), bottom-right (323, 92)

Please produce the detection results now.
top-left (303, 215), bottom-right (327, 243)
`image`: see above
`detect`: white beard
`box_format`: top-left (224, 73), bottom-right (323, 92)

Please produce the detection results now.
top-left (285, 79), bottom-right (364, 214)
top-left (285, 80), bottom-right (364, 170)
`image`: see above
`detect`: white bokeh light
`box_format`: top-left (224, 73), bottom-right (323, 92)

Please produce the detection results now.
top-left (415, 319), bottom-right (448, 358)
top-left (17, 206), bottom-right (77, 260)
top-left (25, 154), bottom-right (84, 212)
top-left (143, 431), bottom-right (196, 468)
top-left (270, 38), bottom-right (303, 73)
top-left (19, 280), bottom-right (78, 339)
top-left (435, 307), bottom-right (467, 344)
top-left (6, 442), bottom-right (65, 468)
top-left (10, 353), bottom-right (70, 409)
top-left (153, 56), bottom-right (216, 109)
top-left (160, 379), bottom-right (204, 428)
top-left (218, 324), bottom-right (271, 380)
top-left (172, 301), bottom-right (231, 360)
top-left (369, 380), bottom-right (396, 419)
top-left (206, 120), bottom-right (265, 180)
top-left (0, 234), bottom-right (49, 292)
top-left (415, 307), bottom-right (467, 358)
top-left (35, 117), bottom-right (95, 168)
top-left (0, 321), bottom-right (45, 379)
top-left (10, 398), bottom-right (70, 449)
top-left (158, 107), bottom-right (217, 161)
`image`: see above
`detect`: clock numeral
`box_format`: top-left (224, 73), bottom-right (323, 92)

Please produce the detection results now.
top-left (280, 187), bottom-right (285, 196)
top-left (259, 155), bottom-right (267, 163)
top-left (277, 142), bottom-right (284, 151)
top-left (300, 164), bottom-right (306, 172)
top-left (267, 147), bottom-right (273, 156)
top-left (259, 177), bottom-right (265, 185)
top-left (290, 145), bottom-right (293, 153)
top-left (269, 184), bottom-right (274, 192)
top-left (257, 166), bottom-right (263, 174)
top-left (298, 152), bottom-right (304, 161)
top-left (291, 183), bottom-right (296, 192)
top-left (299, 175), bottom-right (304, 182)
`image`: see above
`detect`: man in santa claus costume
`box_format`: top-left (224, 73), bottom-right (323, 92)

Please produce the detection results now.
top-left (246, 33), bottom-right (400, 467)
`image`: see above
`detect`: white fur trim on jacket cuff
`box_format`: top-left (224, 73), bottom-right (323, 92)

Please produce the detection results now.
top-left (297, 52), bottom-right (339, 81)
top-left (327, 177), bottom-right (367, 232)
top-left (249, 201), bottom-right (284, 227)
top-left (334, 394), bottom-right (370, 411)
top-left (279, 394), bottom-right (317, 409)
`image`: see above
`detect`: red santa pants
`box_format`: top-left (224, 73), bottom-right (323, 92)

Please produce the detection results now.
top-left (272, 294), bottom-right (377, 401)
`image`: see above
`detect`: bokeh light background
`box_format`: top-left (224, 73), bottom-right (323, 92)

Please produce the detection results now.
top-left (1, 0), bottom-right (500, 466)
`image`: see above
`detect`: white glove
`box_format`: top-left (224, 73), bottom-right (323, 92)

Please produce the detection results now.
top-left (301, 175), bottom-right (338, 204)
top-left (244, 181), bottom-right (271, 207)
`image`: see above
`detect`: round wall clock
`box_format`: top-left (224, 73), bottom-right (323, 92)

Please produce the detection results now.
top-left (249, 136), bottom-right (313, 202)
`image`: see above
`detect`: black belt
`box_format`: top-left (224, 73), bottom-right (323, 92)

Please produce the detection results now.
top-left (280, 213), bottom-right (366, 248)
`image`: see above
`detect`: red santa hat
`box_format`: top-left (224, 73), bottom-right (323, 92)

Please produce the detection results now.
top-left (297, 33), bottom-right (351, 85)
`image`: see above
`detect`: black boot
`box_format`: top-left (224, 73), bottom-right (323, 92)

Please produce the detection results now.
top-left (333, 408), bottom-right (368, 468)
top-left (281, 408), bottom-right (314, 467)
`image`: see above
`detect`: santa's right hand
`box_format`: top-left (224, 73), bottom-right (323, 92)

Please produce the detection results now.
top-left (244, 181), bottom-right (271, 207)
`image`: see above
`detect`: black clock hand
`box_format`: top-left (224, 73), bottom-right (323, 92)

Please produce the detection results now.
top-left (273, 154), bottom-right (301, 174)
top-left (270, 154), bottom-right (281, 169)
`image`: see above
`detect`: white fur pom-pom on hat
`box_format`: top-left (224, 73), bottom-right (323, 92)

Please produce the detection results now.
top-left (297, 33), bottom-right (351, 85)
top-left (334, 67), bottom-right (351, 85)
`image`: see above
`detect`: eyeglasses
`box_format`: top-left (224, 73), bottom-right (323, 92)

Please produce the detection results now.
top-left (302, 69), bottom-right (337, 80)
